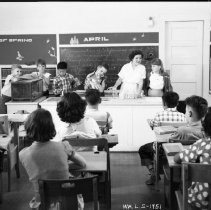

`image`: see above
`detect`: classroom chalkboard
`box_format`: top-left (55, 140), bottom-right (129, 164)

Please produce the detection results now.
top-left (0, 34), bottom-right (57, 65)
top-left (60, 46), bottom-right (159, 89)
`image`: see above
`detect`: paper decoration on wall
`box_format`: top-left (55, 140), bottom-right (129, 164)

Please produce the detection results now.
top-left (16, 51), bottom-right (24, 61)
top-left (60, 33), bottom-right (159, 45)
top-left (0, 34), bottom-right (57, 65)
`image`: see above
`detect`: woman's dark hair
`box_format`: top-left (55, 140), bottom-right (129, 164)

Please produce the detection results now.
top-left (129, 50), bottom-right (144, 61)
top-left (162, 91), bottom-right (179, 108)
top-left (202, 112), bottom-right (211, 137)
top-left (151, 58), bottom-right (164, 74)
top-left (185, 95), bottom-right (208, 120)
top-left (24, 108), bottom-right (56, 142)
top-left (85, 89), bottom-right (101, 106)
top-left (57, 61), bottom-right (67, 70)
top-left (57, 92), bottom-right (87, 123)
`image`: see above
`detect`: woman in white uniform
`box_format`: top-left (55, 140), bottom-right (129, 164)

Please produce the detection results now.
top-left (110, 50), bottom-right (146, 99)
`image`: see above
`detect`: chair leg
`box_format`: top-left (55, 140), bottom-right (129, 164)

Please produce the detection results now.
top-left (15, 162), bottom-right (20, 178)
top-left (7, 168), bottom-right (11, 192)
top-left (0, 172), bottom-right (3, 203)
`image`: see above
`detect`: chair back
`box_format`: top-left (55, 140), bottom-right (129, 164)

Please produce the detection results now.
top-left (39, 176), bottom-right (99, 210)
top-left (178, 163), bottom-right (211, 210)
top-left (0, 115), bottom-right (9, 135)
top-left (63, 137), bottom-right (111, 208)
top-left (160, 121), bottom-right (187, 128)
top-left (64, 137), bottom-right (109, 152)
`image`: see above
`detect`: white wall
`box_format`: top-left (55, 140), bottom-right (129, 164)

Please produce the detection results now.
top-left (0, 2), bottom-right (210, 34)
top-left (1, 2), bottom-right (211, 102)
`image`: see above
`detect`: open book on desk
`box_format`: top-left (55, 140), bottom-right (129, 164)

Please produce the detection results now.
top-left (162, 143), bottom-right (183, 156)
top-left (154, 125), bottom-right (177, 135)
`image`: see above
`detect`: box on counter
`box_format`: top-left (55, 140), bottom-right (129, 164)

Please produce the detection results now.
top-left (11, 78), bottom-right (43, 101)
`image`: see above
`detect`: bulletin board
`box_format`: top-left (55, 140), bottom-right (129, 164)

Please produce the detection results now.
top-left (0, 34), bottom-right (57, 65)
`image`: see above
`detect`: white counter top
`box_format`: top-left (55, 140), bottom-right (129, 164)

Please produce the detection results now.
top-left (40, 96), bottom-right (162, 106)
top-left (6, 96), bottom-right (46, 105)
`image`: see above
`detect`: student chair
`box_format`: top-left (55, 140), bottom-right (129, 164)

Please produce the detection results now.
top-left (63, 137), bottom-right (111, 209)
top-left (0, 148), bottom-right (6, 203)
top-left (0, 115), bottom-right (20, 192)
top-left (175, 162), bottom-right (211, 210)
top-left (12, 110), bottom-right (29, 151)
top-left (39, 176), bottom-right (99, 210)
top-left (0, 115), bottom-right (9, 135)
top-left (1, 135), bottom-right (20, 192)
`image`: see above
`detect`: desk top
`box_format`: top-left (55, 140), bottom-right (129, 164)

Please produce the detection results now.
top-left (71, 151), bottom-right (107, 172)
top-left (5, 96), bottom-right (46, 105)
top-left (0, 114), bottom-right (28, 123)
top-left (164, 145), bottom-right (189, 168)
top-left (102, 134), bottom-right (118, 145)
top-left (155, 132), bottom-right (172, 142)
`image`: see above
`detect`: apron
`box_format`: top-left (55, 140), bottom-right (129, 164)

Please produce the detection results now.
top-left (148, 89), bottom-right (163, 97)
top-left (119, 82), bottom-right (139, 99)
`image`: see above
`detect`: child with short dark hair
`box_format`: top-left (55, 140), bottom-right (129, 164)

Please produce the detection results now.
top-left (150, 91), bottom-right (186, 128)
top-left (85, 89), bottom-right (113, 134)
top-left (138, 91), bottom-right (186, 185)
top-left (0, 64), bottom-right (22, 113)
top-left (19, 108), bottom-right (86, 209)
top-left (52, 61), bottom-right (81, 96)
top-left (169, 95), bottom-right (208, 141)
top-left (31, 58), bottom-right (51, 96)
top-left (174, 111), bottom-right (211, 210)
top-left (56, 92), bottom-right (101, 139)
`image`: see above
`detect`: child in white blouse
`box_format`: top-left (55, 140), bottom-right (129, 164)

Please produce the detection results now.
top-left (146, 58), bottom-right (172, 97)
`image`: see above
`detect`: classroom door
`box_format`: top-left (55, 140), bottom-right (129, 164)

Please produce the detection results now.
top-left (165, 21), bottom-right (203, 100)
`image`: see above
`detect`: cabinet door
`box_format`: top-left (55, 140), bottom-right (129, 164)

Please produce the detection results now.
top-left (100, 105), bottom-right (133, 151)
top-left (132, 106), bottom-right (162, 149)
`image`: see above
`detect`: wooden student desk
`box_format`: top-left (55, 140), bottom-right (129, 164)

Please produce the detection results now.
top-left (70, 151), bottom-right (107, 172)
top-left (162, 144), bottom-right (189, 210)
top-left (153, 131), bottom-right (173, 188)
top-left (70, 151), bottom-right (110, 209)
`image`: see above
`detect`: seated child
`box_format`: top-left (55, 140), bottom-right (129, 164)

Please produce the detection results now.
top-left (174, 111), bottom-right (211, 210)
top-left (169, 95), bottom-right (208, 142)
top-left (138, 91), bottom-right (186, 185)
top-left (31, 58), bottom-right (51, 96)
top-left (19, 108), bottom-right (86, 210)
top-left (56, 92), bottom-right (101, 140)
top-left (84, 64), bottom-right (108, 95)
top-left (0, 64), bottom-right (22, 113)
top-left (52, 61), bottom-right (81, 96)
top-left (85, 89), bottom-right (113, 134)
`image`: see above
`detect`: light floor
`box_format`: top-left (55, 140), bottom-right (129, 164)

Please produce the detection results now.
top-left (0, 152), bottom-right (165, 210)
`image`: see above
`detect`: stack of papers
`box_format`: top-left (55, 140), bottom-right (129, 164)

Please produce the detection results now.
top-left (154, 125), bottom-right (177, 135)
